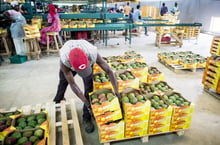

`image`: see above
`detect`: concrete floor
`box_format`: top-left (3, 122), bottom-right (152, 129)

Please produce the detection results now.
top-left (0, 31), bottom-right (220, 145)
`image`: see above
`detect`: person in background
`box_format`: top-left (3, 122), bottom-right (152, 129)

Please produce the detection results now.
top-left (160, 3), bottom-right (168, 16)
top-left (3, 1), bottom-right (27, 55)
top-left (133, 5), bottom-right (148, 36)
top-left (72, 5), bottom-right (80, 13)
top-left (124, 2), bottom-right (131, 17)
top-left (129, 8), bottom-right (134, 23)
top-left (119, 5), bottom-right (124, 13)
top-left (39, 4), bottom-right (61, 45)
top-left (53, 40), bottom-right (120, 133)
top-left (171, 2), bottom-right (180, 15)
top-left (110, 7), bottom-right (116, 13)
top-left (114, 3), bottom-right (118, 12)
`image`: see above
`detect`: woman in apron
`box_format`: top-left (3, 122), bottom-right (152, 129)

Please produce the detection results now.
top-left (3, 1), bottom-right (27, 55)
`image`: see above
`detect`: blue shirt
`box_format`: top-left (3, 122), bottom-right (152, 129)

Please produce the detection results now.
top-left (160, 6), bottom-right (168, 16)
top-left (133, 9), bottom-right (141, 22)
top-left (171, 6), bottom-right (179, 14)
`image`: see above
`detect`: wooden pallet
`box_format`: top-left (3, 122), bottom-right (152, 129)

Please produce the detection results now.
top-left (0, 99), bottom-right (83, 145)
top-left (204, 87), bottom-right (220, 100)
top-left (159, 59), bottom-right (204, 73)
top-left (102, 130), bottom-right (185, 145)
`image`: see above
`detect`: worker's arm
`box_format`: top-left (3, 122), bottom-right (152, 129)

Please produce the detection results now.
top-left (96, 54), bottom-right (120, 99)
top-left (60, 62), bottom-right (90, 105)
top-left (3, 11), bottom-right (15, 23)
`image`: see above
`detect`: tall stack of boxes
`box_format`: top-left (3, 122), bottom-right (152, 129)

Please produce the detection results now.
top-left (89, 89), bottom-right (123, 142)
top-left (91, 51), bottom-right (194, 143)
top-left (202, 57), bottom-right (220, 93)
top-left (202, 36), bottom-right (220, 93)
top-left (210, 37), bottom-right (220, 56)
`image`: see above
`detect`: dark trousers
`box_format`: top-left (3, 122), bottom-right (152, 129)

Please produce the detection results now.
top-left (53, 70), bottom-right (93, 122)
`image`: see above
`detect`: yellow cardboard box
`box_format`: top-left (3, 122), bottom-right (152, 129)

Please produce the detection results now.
top-left (130, 66), bottom-right (148, 78)
top-left (124, 111), bottom-right (150, 122)
top-left (125, 120), bottom-right (148, 138)
top-left (95, 110), bottom-right (122, 126)
top-left (147, 73), bottom-right (165, 84)
top-left (90, 89), bottom-right (121, 116)
top-left (148, 124), bottom-right (170, 134)
top-left (98, 120), bottom-right (124, 142)
top-left (116, 70), bottom-right (140, 92)
top-left (93, 81), bottom-right (113, 90)
top-left (170, 121), bottom-right (191, 131)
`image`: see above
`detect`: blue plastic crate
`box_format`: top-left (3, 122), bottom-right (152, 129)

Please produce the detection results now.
top-left (10, 55), bottom-right (27, 64)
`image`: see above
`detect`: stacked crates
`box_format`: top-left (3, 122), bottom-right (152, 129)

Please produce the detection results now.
top-left (91, 50), bottom-right (194, 143)
top-left (202, 57), bottom-right (220, 93)
top-left (176, 26), bottom-right (200, 39)
top-left (210, 37), bottom-right (220, 56)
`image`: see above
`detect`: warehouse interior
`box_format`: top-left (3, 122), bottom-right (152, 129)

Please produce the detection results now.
top-left (0, 0), bottom-right (220, 145)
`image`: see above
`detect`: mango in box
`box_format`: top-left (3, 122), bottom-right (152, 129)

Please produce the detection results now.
top-left (139, 81), bottom-right (173, 95)
top-left (98, 120), bottom-right (124, 142)
top-left (120, 55), bottom-right (135, 63)
top-left (90, 89), bottom-right (121, 116)
top-left (93, 72), bottom-right (113, 90)
top-left (3, 128), bottom-right (46, 145)
top-left (121, 88), bottom-right (150, 113)
top-left (0, 110), bottom-right (22, 120)
top-left (95, 110), bottom-right (122, 126)
top-left (124, 51), bottom-right (146, 63)
top-left (147, 67), bottom-right (164, 83)
top-left (162, 92), bottom-right (194, 114)
top-left (116, 70), bottom-right (139, 92)
top-left (146, 94), bottom-right (172, 134)
top-left (111, 62), bottom-right (130, 71)
top-left (103, 56), bottom-right (122, 63)
top-left (12, 112), bottom-right (48, 131)
top-left (124, 50), bottom-right (137, 55)
top-left (129, 62), bottom-right (148, 80)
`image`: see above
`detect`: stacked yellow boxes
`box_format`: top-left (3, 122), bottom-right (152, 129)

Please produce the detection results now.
top-left (22, 25), bottom-right (40, 38)
top-left (177, 27), bottom-right (200, 38)
top-left (120, 88), bottom-right (150, 138)
top-left (147, 67), bottom-right (164, 83)
top-left (158, 51), bottom-right (206, 69)
top-left (202, 57), bottom-right (220, 93)
top-left (162, 92), bottom-right (194, 131)
top-left (210, 37), bottom-right (220, 56)
top-left (89, 89), bottom-right (123, 142)
top-left (146, 94), bottom-right (172, 134)
top-left (115, 70), bottom-right (139, 92)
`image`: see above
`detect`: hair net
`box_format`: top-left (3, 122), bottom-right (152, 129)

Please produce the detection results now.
top-left (10, 1), bottom-right (19, 7)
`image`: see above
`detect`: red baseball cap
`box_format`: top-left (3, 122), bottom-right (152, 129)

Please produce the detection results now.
top-left (69, 48), bottom-right (92, 77)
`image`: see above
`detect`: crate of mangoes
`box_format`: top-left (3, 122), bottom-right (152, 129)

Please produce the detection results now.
top-left (147, 67), bottom-right (164, 83)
